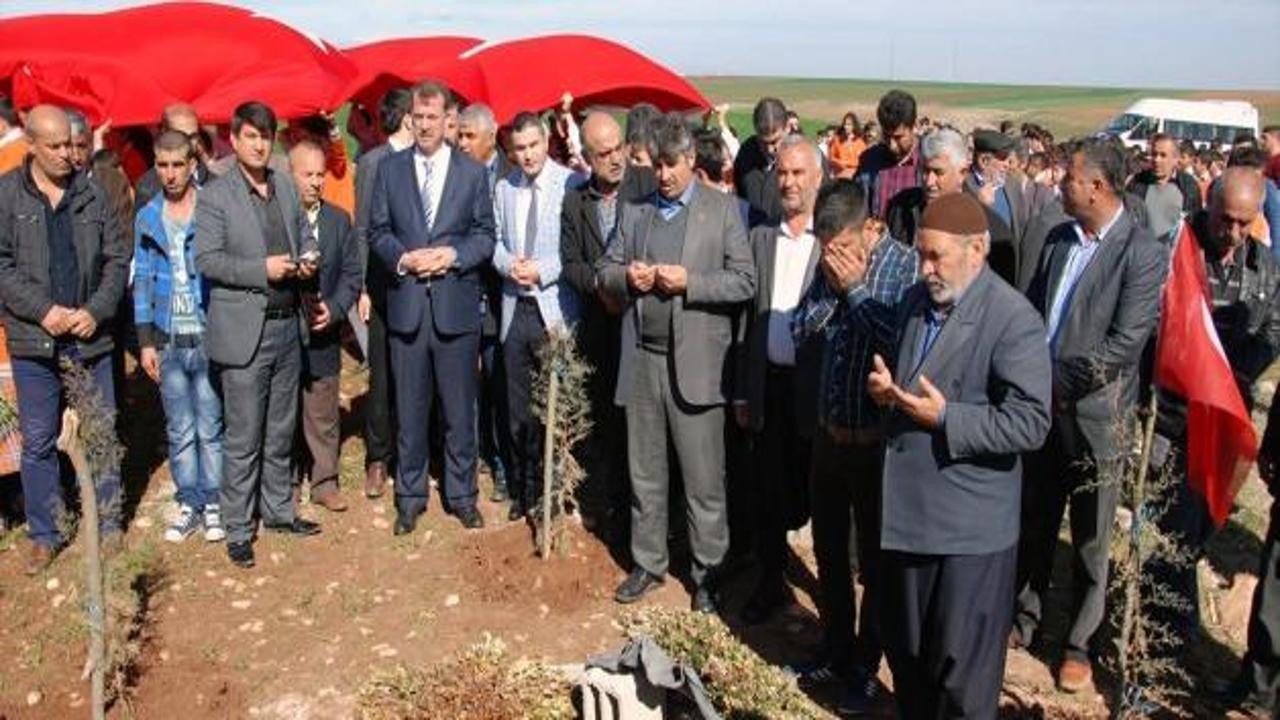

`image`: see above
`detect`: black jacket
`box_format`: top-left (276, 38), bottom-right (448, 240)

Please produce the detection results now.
top-left (560, 165), bottom-right (656, 390)
top-left (303, 201), bottom-right (362, 378)
top-left (732, 135), bottom-right (781, 228)
top-left (0, 161), bottom-right (131, 359)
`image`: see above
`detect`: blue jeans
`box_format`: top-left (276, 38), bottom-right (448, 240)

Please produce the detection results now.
top-left (12, 350), bottom-right (121, 548)
top-left (159, 345), bottom-right (223, 511)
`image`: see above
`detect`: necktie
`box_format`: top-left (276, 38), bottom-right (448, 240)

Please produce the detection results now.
top-left (523, 181), bottom-right (538, 259)
top-left (420, 158), bottom-right (435, 232)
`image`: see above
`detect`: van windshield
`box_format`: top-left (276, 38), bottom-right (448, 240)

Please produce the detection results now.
top-left (1107, 113), bottom-right (1144, 133)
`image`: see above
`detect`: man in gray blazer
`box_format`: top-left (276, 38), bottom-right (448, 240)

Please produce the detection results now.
top-left (196, 101), bottom-right (320, 569)
top-left (733, 134), bottom-right (824, 623)
top-left (596, 114), bottom-right (755, 612)
top-left (839, 192), bottom-right (1051, 717)
top-left (1016, 139), bottom-right (1168, 693)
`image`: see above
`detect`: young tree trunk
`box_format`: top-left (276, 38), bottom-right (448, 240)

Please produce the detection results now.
top-left (59, 409), bottom-right (106, 720)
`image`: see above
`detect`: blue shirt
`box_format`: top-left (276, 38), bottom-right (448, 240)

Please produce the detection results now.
top-left (655, 181), bottom-right (697, 220)
top-left (1045, 206), bottom-right (1124, 355)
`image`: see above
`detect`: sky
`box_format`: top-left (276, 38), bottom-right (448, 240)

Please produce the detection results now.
top-left (4, 0), bottom-right (1279, 90)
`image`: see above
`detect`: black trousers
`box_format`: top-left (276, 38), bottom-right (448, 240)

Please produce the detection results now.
top-left (1015, 427), bottom-right (1119, 660)
top-left (1241, 495), bottom-right (1280, 705)
top-left (809, 429), bottom-right (883, 676)
top-left (751, 365), bottom-right (812, 598)
top-left (363, 296), bottom-right (397, 468)
top-left (882, 544), bottom-right (1016, 720)
top-left (478, 332), bottom-right (513, 488)
top-left (502, 299), bottom-right (547, 507)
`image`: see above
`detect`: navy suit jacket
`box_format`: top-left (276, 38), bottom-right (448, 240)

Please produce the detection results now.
top-left (368, 146), bottom-right (496, 337)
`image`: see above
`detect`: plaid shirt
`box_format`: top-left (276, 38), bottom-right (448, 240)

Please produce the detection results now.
top-left (792, 234), bottom-right (918, 431)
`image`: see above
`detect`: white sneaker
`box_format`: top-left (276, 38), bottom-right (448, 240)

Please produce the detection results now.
top-left (203, 504), bottom-right (226, 542)
top-left (164, 504), bottom-right (200, 543)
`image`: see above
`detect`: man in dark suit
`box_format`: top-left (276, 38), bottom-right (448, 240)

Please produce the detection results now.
top-left (369, 81), bottom-right (496, 533)
top-left (289, 140), bottom-right (362, 512)
top-left (353, 87), bottom-right (413, 499)
top-left (196, 101), bottom-right (321, 569)
top-left (1015, 139), bottom-right (1167, 694)
top-left (966, 129), bottom-right (1032, 245)
top-left (885, 128), bottom-right (1018, 283)
top-left (560, 111), bottom-right (656, 540)
top-left (597, 114), bottom-right (755, 613)
top-left (733, 97), bottom-right (787, 228)
top-left (840, 193), bottom-right (1052, 717)
top-left (458, 101), bottom-right (515, 504)
top-left (733, 135), bottom-right (824, 623)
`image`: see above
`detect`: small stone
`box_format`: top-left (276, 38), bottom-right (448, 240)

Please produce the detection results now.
top-left (378, 647), bottom-right (398, 658)
top-left (253, 577), bottom-right (268, 587)
top-left (159, 650), bottom-right (171, 662)
top-left (359, 626), bottom-right (373, 637)
top-left (167, 605), bottom-right (177, 615)
top-left (51, 594), bottom-right (66, 609)
top-left (326, 581), bottom-right (340, 594)
top-left (281, 608), bottom-right (299, 618)
top-left (269, 552), bottom-right (285, 565)
top-left (231, 600), bottom-right (252, 610)
top-left (301, 618), bottom-right (314, 627)
top-left (27, 690), bottom-right (42, 706)
top-left (423, 530), bottom-right (434, 543)
top-left (238, 622), bottom-right (253, 632)
top-left (250, 620), bottom-right (264, 633)
top-left (45, 578), bottom-right (60, 591)
top-left (444, 594), bottom-right (460, 607)
top-left (533, 575), bottom-right (544, 590)
top-left (372, 505), bottom-right (386, 515)
top-left (221, 578), bottom-right (236, 588)
top-left (133, 516), bottom-right (153, 529)
top-left (406, 630), bottom-right (418, 640)
top-left (539, 604), bottom-right (549, 617)
top-left (372, 518), bottom-right (390, 530)
top-left (373, 596), bottom-right (385, 604)
top-left (348, 528), bottom-right (359, 535)
top-left (405, 553), bottom-right (421, 561)
top-left (234, 582), bottom-right (247, 594)
top-left (324, 657), bottom-right (334, 666)
top-left (204, 569), bottom-right (218, 579)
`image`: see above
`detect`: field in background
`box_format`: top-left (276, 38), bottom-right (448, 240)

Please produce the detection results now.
top-left (690, 76), bottom-right (1280, 140)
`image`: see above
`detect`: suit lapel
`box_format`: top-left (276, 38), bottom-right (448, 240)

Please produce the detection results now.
top-left (271, 172), bottom-right (299, 255)
top-left (895, 297), bottom-right (927, 386)
top-left (583, 195), bottom-right (606, 250)
top-left (905, 270), bottom-right (990, 385)
top-left (1064, 213), bottom-right (1131, 311)
top-left (678, 187), bottom-right (708, 268)
top-left (1044, 227), bottom-right (1074, 312)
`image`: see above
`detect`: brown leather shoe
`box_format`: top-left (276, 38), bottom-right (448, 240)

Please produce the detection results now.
top-left (1058, 658), bottom-right (1093, 693)
top-left (365, 461), bottom-right (386, 499)
top-left (312, 488), bottom-right (348, 513)
top-left (25, 543), bottom-right (55, 576)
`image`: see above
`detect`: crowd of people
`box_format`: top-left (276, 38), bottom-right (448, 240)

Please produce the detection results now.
top-left (2, 82), bottom-right (1280, 717)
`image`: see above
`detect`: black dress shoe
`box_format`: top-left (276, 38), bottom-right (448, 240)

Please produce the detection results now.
top-left (456, 506), bottom-right (485, 529)
top-left (393, 510), bottom-right (418, 536)
top-left (692, 584), bottom-right (719, 614)
top-left (264, 518), bottom-right (322, 536)
top-left (227, 541), bottom-right (255, 568)
top-left (615, 568), bottom-right (664, 604)
top-left (508, 500), bottom-right (526, 522)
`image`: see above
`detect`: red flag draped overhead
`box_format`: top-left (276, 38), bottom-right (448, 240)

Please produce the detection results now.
top-left (0, 2), bottom-right (357, 125)
top-left (432, 34), bottom-right (710, 123)
top-left (342, 37), bottom-right (483, 112)
top-left (1154, 222), bottom-right (1258, 526)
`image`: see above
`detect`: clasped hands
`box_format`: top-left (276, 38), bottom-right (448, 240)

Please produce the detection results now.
top-left (508, 257), bottom-right (542, 288)
top-left (867, 353), bottom-right (947, 429)
top-left (398, 247), bottom-right (458, 279)
top-left (626, 261), bottom-right (687, 296)
top-left (40, 305), bottom-right (97, 339)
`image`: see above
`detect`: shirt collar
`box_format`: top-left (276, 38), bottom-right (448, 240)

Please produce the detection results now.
top-left (1073, 204), bottom-right (1124, 245)
top-left (388, 135), bottom-right (412, 153)
top-left (415, 143), bottom-right (449, 166)
top-left (304, 202), bottom-right (321, 225)
top-left (656, 180), bottom-right (697, 210)
top-left (238, 163), bottom-right (274, 199)
top-left (778, 215), bottom-right (814, 240)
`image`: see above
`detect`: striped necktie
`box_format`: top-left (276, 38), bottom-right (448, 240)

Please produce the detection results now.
top-left (420, 157), bottom-right (435, 232)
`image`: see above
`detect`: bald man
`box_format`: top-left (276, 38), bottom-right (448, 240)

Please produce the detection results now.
top-left (136, 103), bottom-right (215, 210)
top-left (559, 111), bottom-right (656, 541)
top-left (0, 105), bottom-right (130, 574)
top-left (289, 140), bottom-right (362, 513)
top-left (1148, 169), bottom-right (1280, 700)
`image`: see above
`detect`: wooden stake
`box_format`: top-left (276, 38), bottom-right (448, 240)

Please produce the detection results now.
top-left (540, 369), bottom-right (560, 559)
top-left (1113, 391), bottom-right (1159, 719)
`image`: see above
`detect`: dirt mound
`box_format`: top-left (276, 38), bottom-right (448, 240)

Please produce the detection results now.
top-left (458, 521), bottom-right (617, 612)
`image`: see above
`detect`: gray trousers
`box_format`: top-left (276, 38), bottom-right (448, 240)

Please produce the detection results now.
top-left (626, 348), bottom-right (727, 585)
top-left (218, 316), bottom-right (301, 544)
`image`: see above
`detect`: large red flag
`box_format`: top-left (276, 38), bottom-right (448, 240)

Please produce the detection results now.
top-left (1154, 222), bottom-right (1258, 526)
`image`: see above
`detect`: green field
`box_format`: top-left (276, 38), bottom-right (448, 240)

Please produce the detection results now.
top-left (690, 76), bottom-right (1280, 140)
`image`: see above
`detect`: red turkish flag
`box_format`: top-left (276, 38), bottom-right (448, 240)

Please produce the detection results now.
top-left (1155, 222), bottom-right (1258, 527)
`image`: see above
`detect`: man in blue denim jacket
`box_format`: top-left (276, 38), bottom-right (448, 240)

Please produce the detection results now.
top-left (134, 129), bottom-right (225, 544)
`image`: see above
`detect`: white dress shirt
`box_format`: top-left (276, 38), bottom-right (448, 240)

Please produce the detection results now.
top-left (767, 220), bottom-right (816, 366)
top-left (514, 167), bottom-right (554, 259)
top-left (413, 143), bottom-right (451, 227)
